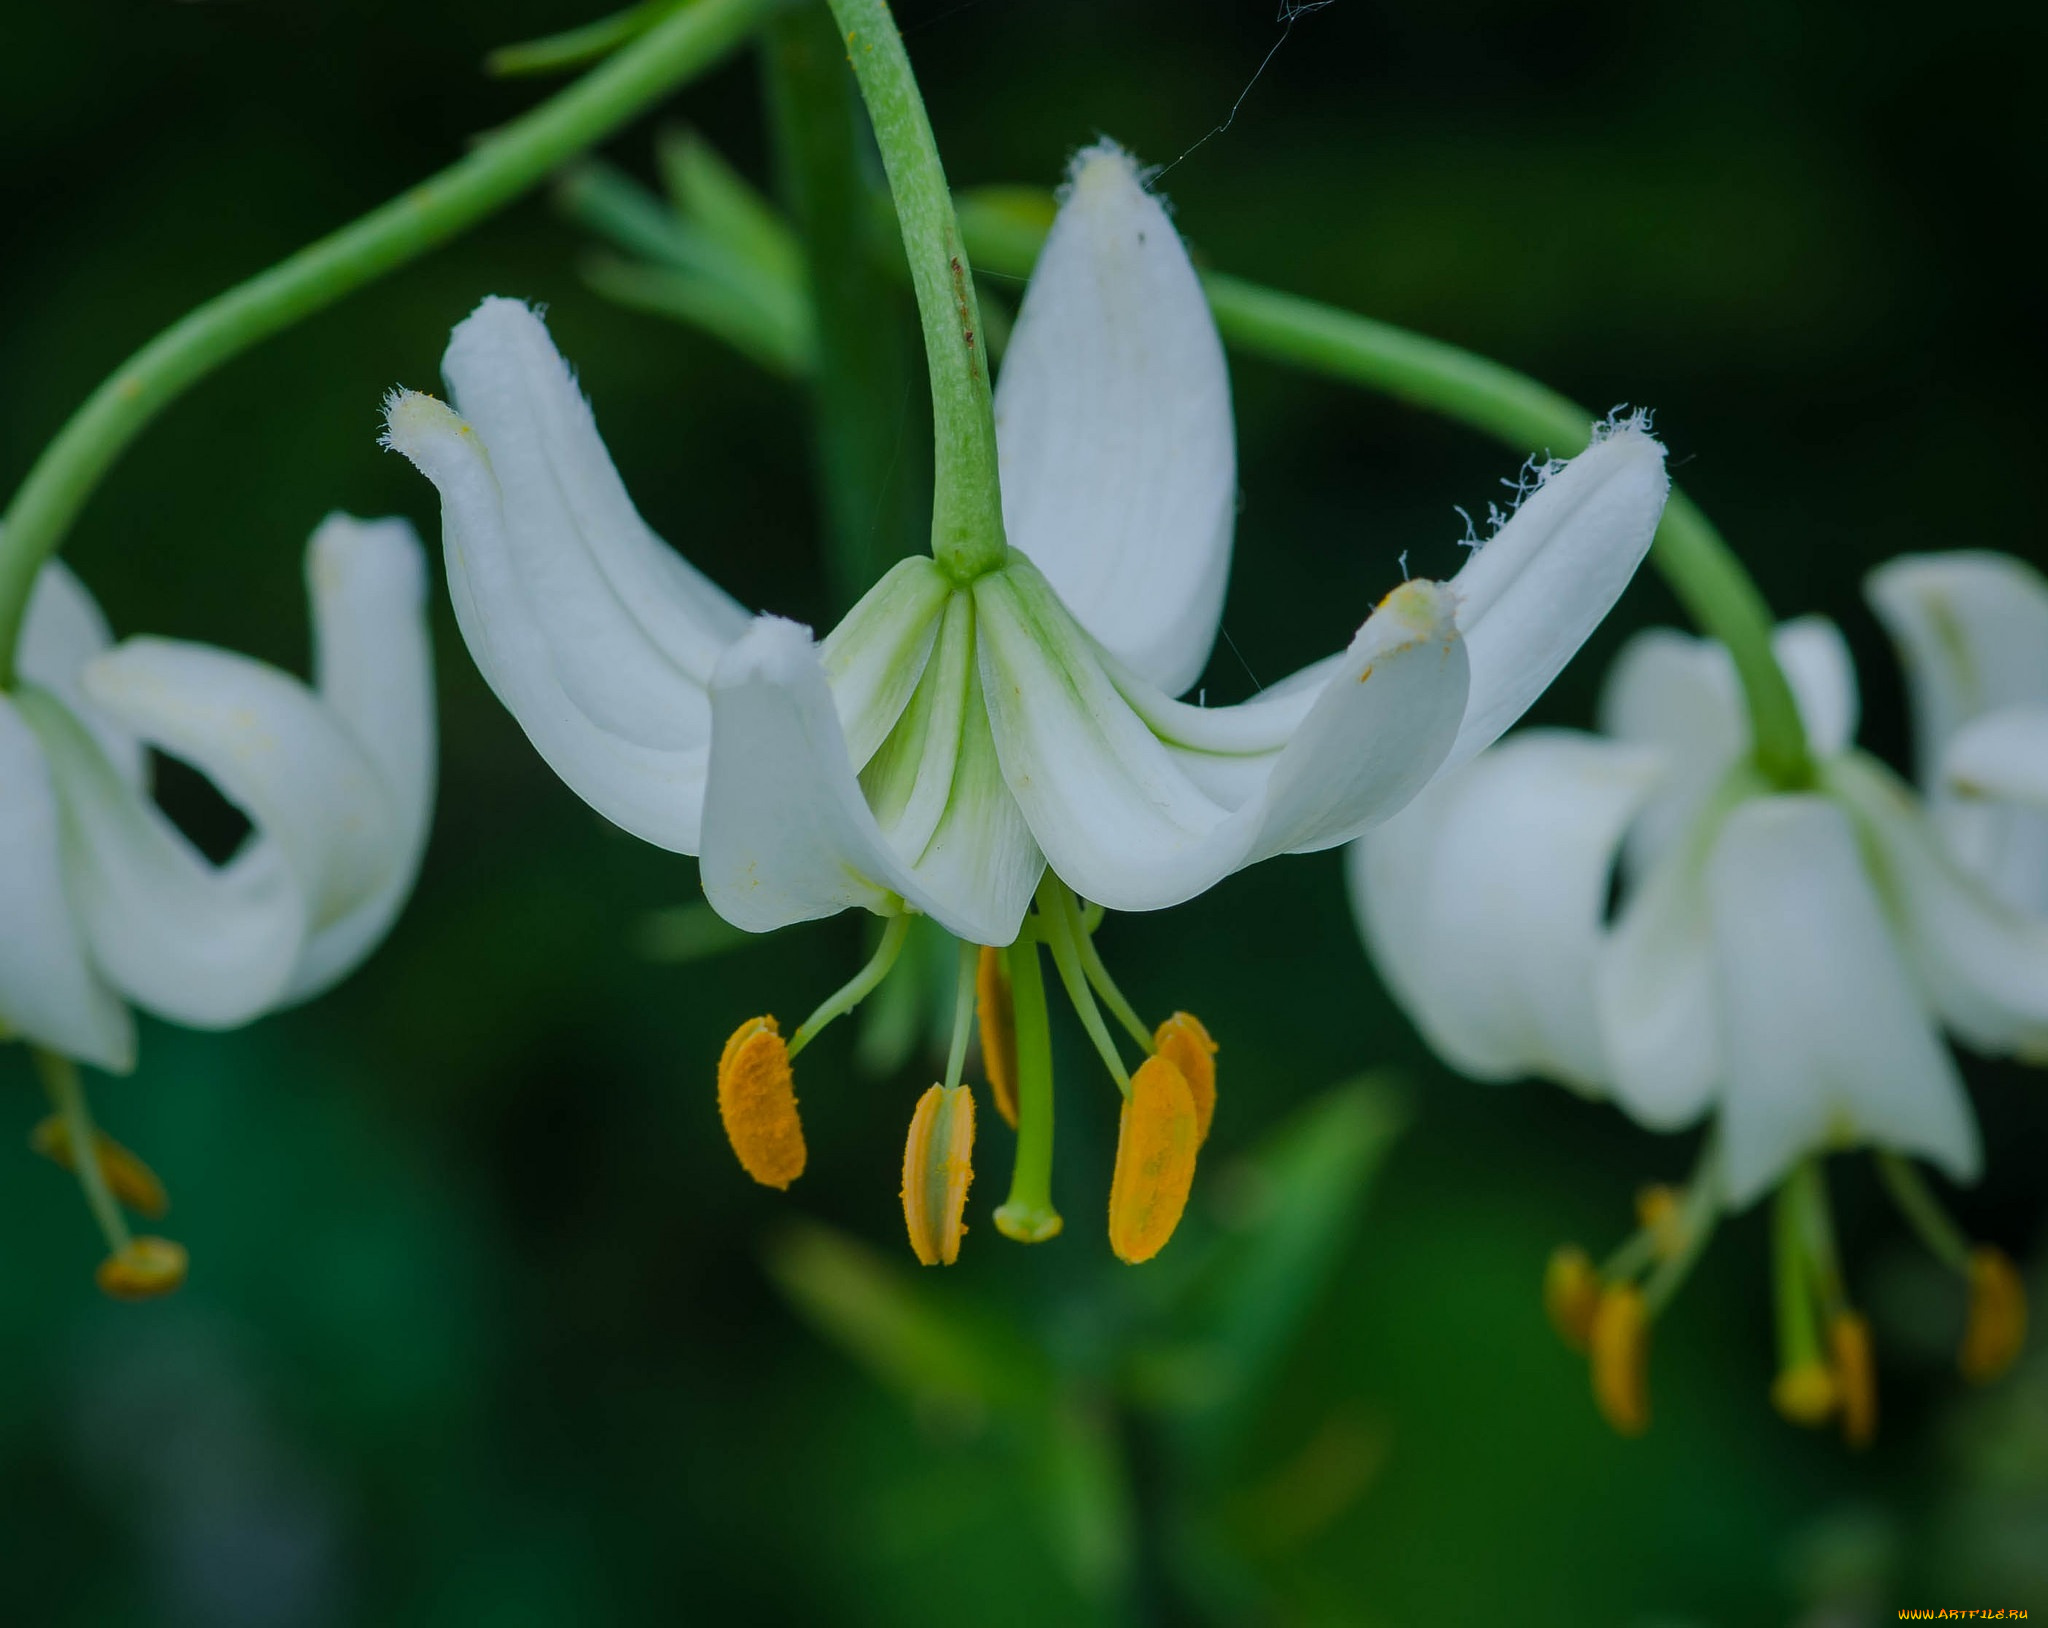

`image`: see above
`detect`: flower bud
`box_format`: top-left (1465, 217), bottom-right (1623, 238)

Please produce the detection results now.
top-left (1770, 1363), bottom-right (1839, 1428)
top-left (1959, 1246), bottom-right (2026, 1384)
top-left (1153, 1011), bottom-right (1218, 1147)
top-left (1829, 1311), bottom-right (1877, 1448)
top-left (1543, 1245), bottom-right (1600, 1353)
top-left (975, 947), bottom-right (1018, 1130)
top-left (901, 1084), bottom-right (976, 1266)
top-left (1107, 1055), bottom-right (1199, 1264)
top-left (96, 1237), bottom-right (188, 1301)
top-left (1590, 1285), bottom-right (1650, 1437)
top-left (717, 1016), bottom-right (806, 1189)
top-left (31, 1115), bottom-right (169, 1219)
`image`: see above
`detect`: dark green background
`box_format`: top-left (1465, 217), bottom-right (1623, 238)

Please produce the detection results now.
top-left (3, 2), bottom-right (2045, 1623)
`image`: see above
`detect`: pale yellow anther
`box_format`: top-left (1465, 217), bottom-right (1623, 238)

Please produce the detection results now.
top-left (1589, 1285), bottom-right (1651, 1437)
top-left (1543, 1245), bottom-right (1601, 1353)
top-left (1153, 1011), bottom-right (1218, 1148)
top-left (1828, 1311), bottom-right (1877, 1449)
top-left (975, 947), bottom-right (1018, 1130)
top-left (1634, 1184), bottom-right (1686, 1262)
top-left (1107, 1054), bottom-right (1199, 1265)
top-left (901, 1084), bottom-right (976, 1266)
top-left (717, 1016), bottom-right (806, 1190)
top-left (96, 1237), bottom-right (188, 1301)
top-left (31, 1114), bottom-right (169, 1219)
top-left (1770, 1362), bottom-right (1840, 1428)
top-left (1959, 1246), bottom-right (2027, 1385)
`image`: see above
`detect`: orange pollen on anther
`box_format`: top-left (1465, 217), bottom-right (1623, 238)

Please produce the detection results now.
top-left (96, 1237), bottom-right (188, 1301)
top-left (1153, 1011), bottom-right (1218, 1148)
top-left (31, 1115), bottom-right (169, 1219)
top-left (1634, 1184), bottom-right (1686, 1262)
top-left (976, 947), bottom-right (1019, 1130)
top-left (1107, 1055), bottom-right (1199, 1265)
top-left (1829, 1310), bottom-right (1877, 1449)
top-left (1960, 1246), bottom-right (2027, 1385)
top-left (1543, 1245), bottom-right (1601, 1353)
top-left (901, 1084), bottom-right (976, 1266)
top-left (1589, 1285), bottom-right (1651, 1438)
top-left (716, 1016), bottom-right (807, 1190)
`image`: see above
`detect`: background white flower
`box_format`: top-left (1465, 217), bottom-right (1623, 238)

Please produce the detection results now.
top-left (386, 144), bottom-right (1671, 948)
top-left (0, 515), bottom-right (435, 1072)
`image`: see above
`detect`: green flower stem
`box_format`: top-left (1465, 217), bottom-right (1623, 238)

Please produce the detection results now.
top-left (1035, 877), bottom-right (1131, 1096)
top-left (942, 938), bottom-right (976, 1091)
top-left (1874, 1151), bottom-right (1973, 1273)
top-left (954, 197), bottom-right (1813, 789)
top-left (1772, 1166), bottom-right (1826, 1376)
top-left (0, 0), bottom-right (788, 683)
top-left (762, 4), bottom-right (927, 606)
top-left (994, 941), bottom-right (1064, 1242)
top-left (1643, 1135), bottom-right (1722, 1317)
top-left (822, 0), bottom-right (1007, 583)
top-left (1072, 912), bottom-right (1154, 1055)
top-left (33, 1049), bottom-right (131, 1255)
top-left (788, 911), bottom-right (911, 1058)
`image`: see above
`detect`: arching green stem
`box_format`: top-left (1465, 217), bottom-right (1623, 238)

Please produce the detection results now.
top-left (954, 195), bottom-right (1813, 789)
top-left (0, 0), bottom-right (788, 681)
top-left (823, 0), bottom-right (1007, 583)
top-left (789, 911), bottom-right (912, 1057)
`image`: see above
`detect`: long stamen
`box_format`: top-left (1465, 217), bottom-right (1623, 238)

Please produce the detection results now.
top-left (1063, 889), bottom-right (1152, 1053)
top-left (1770, 1160), bottom-right (1840, 1428)
top-left (1877, 1153), bottom-right (2027, 1383)
top-left (34, 1049), bottom-right (186, 1300)
top-left (1642, 1135), bottom-right (1723, 1317)
top-left (993, 940), bottom-right (1063, 1242)
top-left (788, 911), bottom-right (913, 1059)
top-left (1873, 1151), bottom-right (1972, 1271)
top-left (1034, 876), bottom-right (1131, 1094)
top-left (943, 938), bottom-right (977, 1090)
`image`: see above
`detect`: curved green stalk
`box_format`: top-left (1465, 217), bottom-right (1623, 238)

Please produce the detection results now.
top-left (0, 0), bottom-right (788, 681)
top-left (789, 911), bottom-right (912, 1057)
top-left (954, 196), bottom-right (1813, 788)
top-left (822, 0), bottom-right (1007, 583)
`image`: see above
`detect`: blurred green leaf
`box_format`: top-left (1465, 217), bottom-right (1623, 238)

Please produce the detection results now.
top-left (485, 0), bottom-right (687, 78)
top-left (636, 899), bottom-right (754, 963)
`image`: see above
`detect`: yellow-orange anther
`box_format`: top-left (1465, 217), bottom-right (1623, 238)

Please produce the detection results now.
top-left (1960, 1246), bottom-right (2027, 1384)
top-left (1589, 1285), bottom-right (1650, 1437)
top-left (31, 1115), bottom-right (169, 1219)
top-left (901, 1084), bottom-right (976, 1266)
top-left (1543, 1245), bottom-right (1601, 1353)
top-left (717, 1016), bottom-right (806, 1190)
top-left (1634, 1184), bottom-right (1685, 1262)
top-left (1770, 1362), bottom-right (1840, 1428)
top-left (1829, 1311), bottom-right (1877, 1449)
top-left (976, 947), bottom-right (1018, 1130)
top-left (1153, 1011), bottom-right (1218, 1147)
top-left (95, 1237), bottom-right (188, 1301)
top-left (1108, 1055), bottom-right (1199, 1264)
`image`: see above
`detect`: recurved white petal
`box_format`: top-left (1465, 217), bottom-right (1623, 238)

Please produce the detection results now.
top-left (0, 694), bottom-right (133, 1071)
top-left (699, 615), bottom-right (1039, 946)
top-left (18, 560), bottom-right (145, 788)
top-left (385, 389), bottom-right (721, 852)
top-left (1868, 551), bottom-right (2048, 911)
top-left (1945, 704), bottom-right (2048, 812)
top-left (1830, 751), bottom-right (2048, 1060)
top-left (15, 687), bottom-right (307, 1029)
top-left (1601, 617), bottom-right (1858, 878)
top-left (1439, 420), bottom-right (1669, 773)
top-left (975, 559), bottom-right (1467, 912)
top-left (1707, 793), bottom-right (1980, 1208)
top-left (992, 142), bottom-right (1235, 697)
top-left (286, 513), bottom-right (437, 1001)
top-left (1351, 730), bottom-right (1660, 1093)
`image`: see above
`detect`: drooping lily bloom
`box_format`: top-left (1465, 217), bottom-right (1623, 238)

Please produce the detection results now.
top-left (385, 143), bottom-right (1670, 1262)
top-left (1350, 590), bottom-right (2043, 1437)
top-left (0, 515), bottom-right (435, 1292)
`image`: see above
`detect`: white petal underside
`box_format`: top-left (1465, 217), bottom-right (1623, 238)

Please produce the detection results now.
top-left (1351, 729), bottom-right (1659, 1093)
top-left (993, 144), bottom-right (1235, 698)
top-left (1944, 703), bottom-right (2048, 812)
top-left (18, 560), bottom-right (145, 789)
top-left (1707, 793), bottom-right (1980, 1207)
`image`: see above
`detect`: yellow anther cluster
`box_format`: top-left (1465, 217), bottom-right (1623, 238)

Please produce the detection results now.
top-left (901, 1084), bottom-right (976, 1266)
top-left (717, 1016), bottom-right (807, 1190)
top-left (1829, 1312), bottom-right (1876, 1449)
top-left (975, 947), bottom-right (1018, 1130)
top-left (1153, 1011), bottom-right (1218, 1148)
top-left (1960, 1246), bottom-right (2027, 1384)
top-left (1590, 1285), bottom-right (1650, 1437)
top-left (96, 1237), bottom-right (188, 1301)
top-left (1543, 1245), bottom-right (1601, 1353)
top-left (1107, 1054), bottom-right (1200, 1264)
top-left (32, 1115), bottom-right (169, 1220)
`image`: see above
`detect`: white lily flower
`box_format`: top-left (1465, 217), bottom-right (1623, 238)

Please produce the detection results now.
top-left (1352, 595), bottom-right (2048, 1208)
top-left (383, 143), bottom-right (1672, 951)
top-left (0, 515), bottom-right (436, 1074)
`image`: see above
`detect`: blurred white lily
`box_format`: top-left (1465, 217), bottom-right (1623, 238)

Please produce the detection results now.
top-left (383, 143), bottom-right (1671, 951)
top-left (1351, 585), bottom-right (2042, 1433)
top-left (0, 515), bottom-right (435, 1073)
